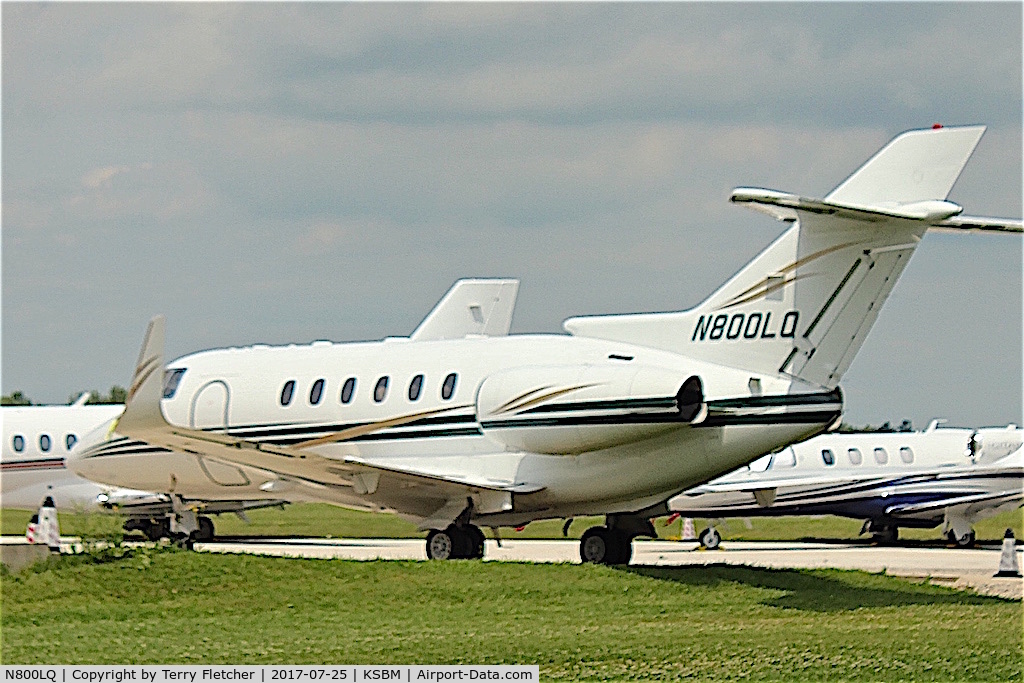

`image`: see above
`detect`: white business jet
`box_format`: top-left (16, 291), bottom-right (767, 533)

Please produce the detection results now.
top-left (2, 396), bottom-right (289, 541)
top-left (70, 125), bottom-right (1022, 563)
top-left (670, 421), bottom-right (1022, 548)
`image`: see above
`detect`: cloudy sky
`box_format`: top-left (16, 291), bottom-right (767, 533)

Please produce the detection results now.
top-left (3, 3), bottom-right (1021, 429)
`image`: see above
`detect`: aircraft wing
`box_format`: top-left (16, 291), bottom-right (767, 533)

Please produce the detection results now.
top-left (112, 316), bottom-right (543, 518)
top-left (410, 278), bottom-right (520, 340)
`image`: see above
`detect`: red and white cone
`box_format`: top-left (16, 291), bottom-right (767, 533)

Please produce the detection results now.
top-left (994, 529), bottom-right (1022, 578)
top-left (682, 517), bottom-right (697, 541)
top-left (26, 514), bottom-right (39, 544)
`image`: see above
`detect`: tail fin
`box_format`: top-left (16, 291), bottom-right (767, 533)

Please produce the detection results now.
top-left (565, 125), bottom-right (1009, 389)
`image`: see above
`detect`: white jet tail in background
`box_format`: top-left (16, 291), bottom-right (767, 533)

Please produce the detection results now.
top-left (565, 125), bottom-right (1022, 389)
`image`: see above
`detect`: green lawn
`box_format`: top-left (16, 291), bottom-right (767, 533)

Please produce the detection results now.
top-left (1, 550), bottom-right (1020, 680)
top-left (3, 503), bottom-right (1020, 544)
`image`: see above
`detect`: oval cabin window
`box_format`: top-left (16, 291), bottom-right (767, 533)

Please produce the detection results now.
top-left (65, 434), bottom-right (78, 451)
top-left (847, 448), bottom-right (862, 465)
top-left (408, 374), bottom-right (424, 401)
top-left (340, 377), bottom-right (356, 404)
top-left (12, 435), bottom-right (24, 453)
top-left (39, 434), bottom-right (51, 452)
top-left (374, 376), bottom-right (390, 403)
top-left (280, 380), bottom-right (296, 406)
top-left (821, 449), bottom-right (835, 466)
top-left (441, 373), bottom-right (458, 400)
top-left (310, 379), bottom-right (325, 405)
top-left (874, 447), bottom-right (889, 465)
top-left (899, 446), bottom-right (914, 464)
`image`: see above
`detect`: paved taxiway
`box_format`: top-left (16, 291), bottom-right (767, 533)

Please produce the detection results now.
top-left (196, 538), bottom-right (1022, 599)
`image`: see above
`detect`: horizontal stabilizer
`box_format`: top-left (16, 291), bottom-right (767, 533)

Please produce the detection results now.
top-left (731, 188), bottom-right (968, 224)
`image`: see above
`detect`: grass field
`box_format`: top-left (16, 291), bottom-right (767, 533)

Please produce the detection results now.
top-left (1, 549), bottom-right (1020, 680)
top-left (3, 503), bottom-right (1021, 545)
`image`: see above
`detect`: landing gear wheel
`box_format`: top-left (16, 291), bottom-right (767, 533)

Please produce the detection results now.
top-left (426, 525), bottom-right (478, 560)
top-left (580, 527), bottom-right (632, 565)
top-left (699, 527), bottom-right (721, 550)
top-left (872, 525), bottom-right (898, 545)
top-left (426, 528), bottom-right (456, 560)
top-left (465, 525), bottom-right (485, 559)
top-left (948, 530), bottom-right (976, 548)
top-left (193, 516), bottom-right (215, 542)
top-left (143, 518), bottom-right (170, 542)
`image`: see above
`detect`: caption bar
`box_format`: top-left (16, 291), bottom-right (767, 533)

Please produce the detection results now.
top-left (1, 667), bottom-right (538, 683)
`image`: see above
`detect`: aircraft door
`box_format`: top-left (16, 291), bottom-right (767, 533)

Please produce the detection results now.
top-left (190, 380), bottom-right (230, 430)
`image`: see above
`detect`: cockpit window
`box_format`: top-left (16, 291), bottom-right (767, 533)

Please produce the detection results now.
top-left (163, 368), bottom-right (187, 399)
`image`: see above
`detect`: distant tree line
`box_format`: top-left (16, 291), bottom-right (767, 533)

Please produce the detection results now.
top-left (1, 386), bottom-right (127, 406)
top-left (835, 419), bottom-right (914, 433)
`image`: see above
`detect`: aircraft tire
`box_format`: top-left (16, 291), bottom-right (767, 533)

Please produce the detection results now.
top-left (948, 530), bottom-right (976, 548)
top-left (872, 525), bottom-right (898, 545)
top-left (194, 516), bottom-right (215, 542)
top-left (465, 525), bottom-right (485, 559)
top-left (580, 526), bottom-right (632, 565)
top-left (142, 519), bottom-right (170, 542)
top-left (699, 527), bottom-right (721, 550)
top-left (427, 526), bottom-right (474, 560)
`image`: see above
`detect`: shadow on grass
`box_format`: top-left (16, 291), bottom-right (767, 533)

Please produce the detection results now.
top-left (619, 563), bottom-right (1009, 611)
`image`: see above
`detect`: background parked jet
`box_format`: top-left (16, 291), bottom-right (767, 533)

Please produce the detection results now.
top-left (71, 125), bottom-right (1022, 563)
top-left (670, 421), bottom-right (1022, 548)
top-left (1, 396), bottom-right (288, 541)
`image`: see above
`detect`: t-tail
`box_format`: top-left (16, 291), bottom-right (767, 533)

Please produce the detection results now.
top-left (565, 125), bottom-right (1022, 390)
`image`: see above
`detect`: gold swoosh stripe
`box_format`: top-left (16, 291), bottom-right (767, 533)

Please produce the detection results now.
top-left (294, 403), bottom-right (474, 449)
top-left (494, 383), bottom-right (600, 417)
top-left (492, 385), bottom-right (554, 415)
top-left (718, 240), bottom-right (860, 309)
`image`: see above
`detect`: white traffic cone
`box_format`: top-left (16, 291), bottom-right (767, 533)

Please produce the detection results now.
top-left (37, 496), bottom-right (60, 553)
top-left (994, 529), bottom-right (1022, 578)
top-left (26, 514), bottom-right (39, 544)
top-left (682, 517), bottom-right (697, 541)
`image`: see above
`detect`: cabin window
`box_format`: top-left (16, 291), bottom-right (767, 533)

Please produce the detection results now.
top-left (408, 374), bottom-right (424, 401)
top-left (899, 446), bottom-right (914, 464)
top-left (163, 368), bottom-right (187, 399)
top-left (821, 449), bottom-right (835, 466)
top-left (39, 434), bottom-right (51, 452)
top-left (873, 447), bottom-right (889, 464)
top-left (374, 376), bottom-right (390, 403)
top-left (340, 377), bottom-right (356, 404)
top-left (65, 434), bottom-right (78, 451)
top-left (441, 373), bottom-right (458, 400)
top-left (309, 379), bottom-right (325, 405)
top-left (280, 380), bottom-right (296, 406)
top-left (847, 448), bottom-right (862, 465)
top-left (12, 435), bottom-right (24, 453)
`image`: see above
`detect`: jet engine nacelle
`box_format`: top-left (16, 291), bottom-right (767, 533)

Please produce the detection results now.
top-left (476, 364), bottom-right (704, 455)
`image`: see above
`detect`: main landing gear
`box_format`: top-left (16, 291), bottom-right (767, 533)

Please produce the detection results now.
top-left (578, 514), bottom-right (657, 565)
top-left (124, 515), bottom-right (215, 543)
top-left (426, 524), bottom-right (485, 560)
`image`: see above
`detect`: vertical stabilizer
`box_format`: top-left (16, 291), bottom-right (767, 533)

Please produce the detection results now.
top-left (565, 126), bottom-right (996, 389)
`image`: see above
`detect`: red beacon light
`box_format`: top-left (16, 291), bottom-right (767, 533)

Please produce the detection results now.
top-left (932, 123), bottom-right (944, 129)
